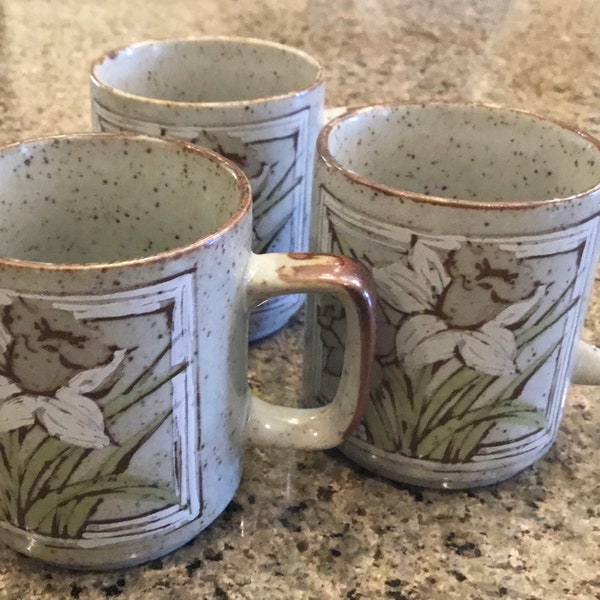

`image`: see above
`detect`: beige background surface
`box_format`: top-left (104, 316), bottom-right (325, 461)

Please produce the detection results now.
top-left (0, 1), bottom-right (598, 598)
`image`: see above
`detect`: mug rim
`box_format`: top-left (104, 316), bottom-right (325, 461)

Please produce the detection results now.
top-left (90, 35), bottom-right (325, 109)
top-left (317, 102), bottom-right (600, 210)
top-left (0, 132), bottom-right (253, 272)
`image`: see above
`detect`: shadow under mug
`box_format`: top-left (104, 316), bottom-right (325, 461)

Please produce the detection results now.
top-left (305, 102), bottom-right (600, 489)
top-left (0, 133), bottom-right (375, 569)
top-left (90, 36), bottom-right (326, 342)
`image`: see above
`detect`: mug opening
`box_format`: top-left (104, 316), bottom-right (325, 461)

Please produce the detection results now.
top-left (0, 133), bottom-right (251, 269)
top-left (321, 104), bottom-right (600, 206)
top-left (91, 37), bottom-right (324, 106)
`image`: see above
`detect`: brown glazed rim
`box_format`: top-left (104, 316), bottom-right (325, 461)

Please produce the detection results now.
top-left (318, 102), bottom-right (600, 210)
top-left (0, 132), bottom-right (253, 272)
top-left (90, 36), bottom-right (325, 109)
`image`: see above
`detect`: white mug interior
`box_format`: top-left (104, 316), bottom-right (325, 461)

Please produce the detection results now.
top-left (92, 37), bottom-right (323, 104)
top-left (0, 134), bottom-right (248, 265)
top-left (325, 104), bottom-right (600, 203)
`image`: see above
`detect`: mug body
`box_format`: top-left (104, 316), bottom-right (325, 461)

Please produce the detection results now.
top-left (0, 134), bottom-right (253, 568)
top-left (90, 36), bottom-right (326, 340)
top-left (306, 103), bottom-right (600, 488)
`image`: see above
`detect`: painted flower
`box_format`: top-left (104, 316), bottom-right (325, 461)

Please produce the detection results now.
top-left (192, 130), bottom-right (269, 196)
top-left (0, 298), bottom-right (126, 448)
top-left (441, 242), bottom-right (541, 328)
top-left (193, 129), bottom-right (294, 252)
top-left (373, 240), bottom-right (542, 376)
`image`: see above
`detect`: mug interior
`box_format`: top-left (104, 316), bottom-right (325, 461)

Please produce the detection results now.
top-left (325, 104), bottom-right (600, 202)
top-left (92, 38), bottom-right (322, 104)
top-left (0, 134), bottom-right (248, 265)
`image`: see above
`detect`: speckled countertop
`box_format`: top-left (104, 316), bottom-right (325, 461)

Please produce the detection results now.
top-left (0, 1), bottom-right (599, 598)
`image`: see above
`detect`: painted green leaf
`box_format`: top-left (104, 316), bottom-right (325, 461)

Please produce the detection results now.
top-left (364, 366), bottom-right (412, 452)
top-left (18, 361), bottom-right (183, 515)
top-left (61, 496), bottom-right (102, 538)
top-left (103, 361), bottom-right (186, 422)
top-left (47, 496), bottom-right (101, 538)
top-left (3, 431), bottom-right (22, 524)
top-left (20, 439), bottom-right (88, 515)
top-left (417, 402), bottom-right (545, 460)
top-left (89, 408), bottom-right (171, 479)
top-left (448, 420), bottom-right (495, 463)
top-left (15, 366), bottom-right (177, 535)
top-left (364, 399), bottom-right (397, 452)
top-left (24, 474), bottom-right (179, 531)
top-left (387, 365), bottom-right (421, 450)
top-left (516, 287), bottom-right (578, 349)
top-left (0, 441), bottom-right (16, 523)
top-left (27, 407), bottom-right (175, 535)
top-left (452, 407), bottom-right (547, 463)
top-left (417, 367), bottom-right (489, 439)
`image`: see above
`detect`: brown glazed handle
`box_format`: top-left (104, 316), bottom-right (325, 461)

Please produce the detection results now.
top-left (245, 252), bottom-right (376, 449)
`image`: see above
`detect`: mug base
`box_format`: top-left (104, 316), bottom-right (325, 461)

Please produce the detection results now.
top-left (339, 436), bottom-right (555, 489)
top-left (0, 484), bottom-right (238, 570)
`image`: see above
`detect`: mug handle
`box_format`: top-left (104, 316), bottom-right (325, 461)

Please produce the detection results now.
top-left (245, 252), bottom-right (376, 449)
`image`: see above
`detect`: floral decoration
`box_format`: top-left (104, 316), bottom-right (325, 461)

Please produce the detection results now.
top-left (316, 223), bottom-right (580, 463)
top-left (0, 295), bottom-right (182, 538)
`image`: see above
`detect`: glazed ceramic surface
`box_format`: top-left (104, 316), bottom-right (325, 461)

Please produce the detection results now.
top-left (0, 133), bottom-right (375, 569)
top-left (90, 37), bottom-right (326, 341)
top-left (305, 103), bottom-right (600, 488)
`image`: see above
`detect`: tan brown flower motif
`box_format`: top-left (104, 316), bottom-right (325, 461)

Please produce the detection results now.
top-left (373, 239), bottom-right (544, 376)
top-left (0, 297), bottom-right (126, 448)
top-left (440, 242), bottom-right (540, 328)
top-left (3, 297), bottom-right (116, 394)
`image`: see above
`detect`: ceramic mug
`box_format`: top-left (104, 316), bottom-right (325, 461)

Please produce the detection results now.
top-left (0, 133), bottom-right (375, 569)
top-left (89, 36), bottom-right (325, 342)
top-left (305, 103), bottom-right (600, 489)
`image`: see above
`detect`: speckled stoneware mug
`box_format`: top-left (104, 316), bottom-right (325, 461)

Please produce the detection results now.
top-left (0, 133), bottom-right (375, 569)
top-left (305, 103), bottom-right (600, 489)
top-left (89, 36), bottom-right (325, 342)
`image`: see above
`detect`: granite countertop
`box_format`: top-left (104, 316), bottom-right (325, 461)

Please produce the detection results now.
top-left (0, 0), bottom-right (599, 598)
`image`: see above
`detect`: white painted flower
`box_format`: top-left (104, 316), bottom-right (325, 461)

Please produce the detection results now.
top-left (373, 240), bottom-right (542, 377)
top-left (0, 349), bottom-right (126, 448)
top-left (374, 239), bottom-right (456, 315)
top-left (0, 297), bottom-right (130, 449)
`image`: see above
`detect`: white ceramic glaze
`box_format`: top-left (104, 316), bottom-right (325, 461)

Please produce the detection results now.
top-left (0, 133), bottom-right (375, 569)
top-left (306, 103), bottom-right (600, 489)
top-left (90, 37), bottom-right (326, 341)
